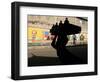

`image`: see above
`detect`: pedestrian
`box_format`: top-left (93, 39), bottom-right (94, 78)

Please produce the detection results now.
top-left (80, 34), bottom-right (84, 44)
top-left (73, 34), bottom-right (77, 45)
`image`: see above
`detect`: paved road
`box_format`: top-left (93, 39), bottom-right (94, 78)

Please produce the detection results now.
top-left (28, 46), bottom-right (57, 58)
top-left (28, 44), bottom-right (87, 66)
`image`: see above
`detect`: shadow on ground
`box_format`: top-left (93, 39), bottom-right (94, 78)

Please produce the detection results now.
top-left (28, 44), bottom-right (88, 67)
top-left (28, 56), bottom-right (62, 66)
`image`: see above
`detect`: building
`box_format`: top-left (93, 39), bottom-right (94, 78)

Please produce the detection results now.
top-left (27, 15), bottom-right (88, 46)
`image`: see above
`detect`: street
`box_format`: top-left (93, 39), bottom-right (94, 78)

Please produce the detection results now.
top-left (28, 44), bottom-right (87, 66)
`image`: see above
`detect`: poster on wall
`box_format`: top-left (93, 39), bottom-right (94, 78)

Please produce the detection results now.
top-left (11, 2), bottom-right (98, 80)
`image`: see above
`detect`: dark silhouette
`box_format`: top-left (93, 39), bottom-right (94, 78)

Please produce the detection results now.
top-left (80, 34), bottom-right (85, 44)
top-left (73, 34), bottom-right (77, 45)
top-left (64, 18), bottom-right (69, 25)
top-left (50, 23), bottom-right (59, 35)
top-left (50, 18), bottom-right (83, 64)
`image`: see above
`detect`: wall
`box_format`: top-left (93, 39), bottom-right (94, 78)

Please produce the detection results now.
top-left (0, 0), bottom-right (99, 82)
